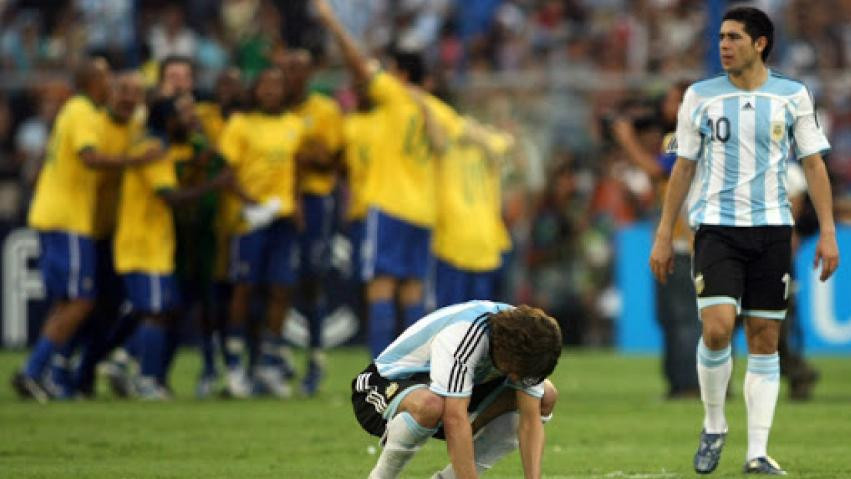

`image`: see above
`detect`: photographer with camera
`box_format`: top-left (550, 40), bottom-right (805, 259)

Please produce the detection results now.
top-left (610, 81), bottom-right (701, 399)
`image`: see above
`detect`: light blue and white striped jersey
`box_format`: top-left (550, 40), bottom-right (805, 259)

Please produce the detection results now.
top-left (676, 71), bottom-right (830, 228)
top-left (374, 300), bottom-right (544, 399)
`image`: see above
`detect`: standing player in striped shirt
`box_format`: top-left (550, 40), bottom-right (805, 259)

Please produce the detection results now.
top-left (351, 301), bottom-right (561, 479)
top-left (650, 7), bottom-right (838, 475)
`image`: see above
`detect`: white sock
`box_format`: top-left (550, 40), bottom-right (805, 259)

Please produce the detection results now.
top-left (696, 338), bottom-right (732, 433)
top-left (433, 412), bottom-right (543, 478)
top-left (369, 412), bottom-right (436, 479)
top-left (745, 353), bottom-right (780, 461)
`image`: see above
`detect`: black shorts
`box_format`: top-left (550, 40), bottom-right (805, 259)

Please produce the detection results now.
top-left (692, 225), bottom-right (792, 318)
top-left (351, 363), bottom-right (506, 439)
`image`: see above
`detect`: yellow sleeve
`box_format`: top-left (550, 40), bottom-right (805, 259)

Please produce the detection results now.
top-left (219, 115), bottom-right (245, 167)
top-left (484, 130), bottom-right (512, 156)
top-left (368, 71), bottom-right (406, 107)
top-left (320, 100), bottom-right (344, 153)
top-left (70, 101), bottom-right (102, 153)
top-left (425, 96), bottom-right (464, 142)
top-left (143, 153), bottom-right (178, 191)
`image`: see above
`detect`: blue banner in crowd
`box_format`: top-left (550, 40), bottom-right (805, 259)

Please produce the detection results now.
top-left (616, 222), bottom-right (851, 355)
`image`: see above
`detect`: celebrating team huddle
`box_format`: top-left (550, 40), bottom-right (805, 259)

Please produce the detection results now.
top-left (10, 1), bottom-right (841, 478)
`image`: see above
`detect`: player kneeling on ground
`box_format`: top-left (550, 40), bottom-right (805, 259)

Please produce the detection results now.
top-left (351, 301), bottom-right (561, 479)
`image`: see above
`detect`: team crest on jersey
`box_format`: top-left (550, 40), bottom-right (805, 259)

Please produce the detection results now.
top-left (694, 273), bottom-right (705, 294)
top-left (664, 134), bottom-right (677, 154)
top-left (771, 122), bottom-right (785, 141)
top-left (385, 382), bottom-right (399, 399)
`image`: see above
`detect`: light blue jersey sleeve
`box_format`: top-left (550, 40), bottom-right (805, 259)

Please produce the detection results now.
top-left (675, 87), bottom-right (704, 161)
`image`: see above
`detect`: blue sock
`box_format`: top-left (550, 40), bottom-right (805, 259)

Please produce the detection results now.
top-left (158, 328), bottom-right (179, 384)
top-left (402, 303), bottom-right (424, 329)
top-left (368, 300), bottom-right (395, 359)
top-left (24, 337), bottom-right (57, 379)
top-left (124, 328), bottom-right (144, 362)
top-left (306, 302), bottom-right (326, 350)
top-left (49, 341), bottom-right (76, 396)
top-left (223, 324), bottom-right (245, 369)
top-left (260, 331), bottom-right (283, 367)
top-left (200, 332), bottom-right (217, 377)
top-left (138, 323), bottom-right (166, 379)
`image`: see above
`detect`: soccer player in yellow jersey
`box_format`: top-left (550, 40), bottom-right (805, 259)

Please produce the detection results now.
top-left (315, 0), bottom-right (465, 358)
top-left (219, 66), bottom-right (306, 398)
top-left (69, 71), bottom-right (148, 397)
top-left (341, 88), bottom-right (383, 350)
top-left (280, 49), bottom-right (345, 395)
top-left (115, 94), bottom-right (231, 400)
top-left (13, 58), bottom-right (159, 402)
top-left (190, 68), bottom-right (245, 398)
top-left (431, 119), bottom-right (514, 308)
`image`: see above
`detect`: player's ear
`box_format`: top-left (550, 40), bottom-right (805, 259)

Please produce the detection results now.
top-left (754, 36), bottom-right (767, 56)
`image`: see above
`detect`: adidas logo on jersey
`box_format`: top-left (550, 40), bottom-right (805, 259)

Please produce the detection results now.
top-left (742, 102), bottom-right (754, 110)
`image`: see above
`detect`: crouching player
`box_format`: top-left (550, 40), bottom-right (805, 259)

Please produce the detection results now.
top-left (351, 301), bottom-right (561, 478)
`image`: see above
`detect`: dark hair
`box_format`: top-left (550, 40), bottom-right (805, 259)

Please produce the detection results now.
top-left (722, 6), bottom-right (774, 61)
top-left (489, 305), bottom-right (562, 386)
top-left (73, 57), bottom-right (108, 91)
top-left (391, 51), bottom-right (426, 85)
top-left (147, 96), bottom-right (177, 139)
top-left (158, 55), bottom-right (195, 83)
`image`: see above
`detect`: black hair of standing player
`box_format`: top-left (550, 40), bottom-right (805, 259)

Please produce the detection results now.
top-left (722, 6), bottom-right (774, 61)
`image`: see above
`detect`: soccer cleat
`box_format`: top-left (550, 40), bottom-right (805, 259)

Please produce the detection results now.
top-left (744, 456), bottom-right (787, 475)
top-left (254, 366), bottom-right (292, 399)
top-left (226, 367), bottom-right (253, 399)
top-left (195, 373), bottom-right (219, 399)
top-left (102, 360), bottom-right (136, 398)
top-left (300, 357), bottom-right (325, 397)
top-left (135, 377), bottom-right (171, 401)
top-left (693, 429), bottom-right (726, 474)
top-left (11, 371), bottom-right (50, 403)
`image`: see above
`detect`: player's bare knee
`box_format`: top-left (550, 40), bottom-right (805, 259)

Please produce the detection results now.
top-left (403, 390), bottom-right (444, 428)
top-left (700, 317), bottom-right (734, 349)
top-left (541, 380), bottom-right (558, 416)
top-left (368, 277), bottom-right (395, 301)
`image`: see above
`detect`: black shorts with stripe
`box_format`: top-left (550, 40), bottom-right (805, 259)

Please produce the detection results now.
top-left (693, 225), bottom-right (792, 313)
top-left (351, 363), bottom-right (505, 439)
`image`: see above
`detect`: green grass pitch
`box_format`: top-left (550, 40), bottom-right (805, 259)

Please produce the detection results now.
top-left (1, 348), bottom-right (849, 478)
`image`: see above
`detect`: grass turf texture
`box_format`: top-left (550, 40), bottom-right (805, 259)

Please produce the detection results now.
top-left (1, 349), bottom-right (849, 478)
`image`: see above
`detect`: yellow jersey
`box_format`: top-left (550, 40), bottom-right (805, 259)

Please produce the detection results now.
top-left (195, 101), bottom-right (227, 144)
top-left (484, 132), bottom-right (513, 255)
top-left (366, 72), bottom-right (463, 227)
top-left (342, 108), bottom-right (386, 221)
top-left (218, 111), bottom-right (305, 233)
top-left (28, 95), bottom-right (104, 236)
top-left (113, 139), bottom-right (184, 274)
top-left (92, 111), bottom-right (142, 239)
top-left (433, 141), bottom-right (502, 272)
top-left (292, 93), bottom-right (344, 196)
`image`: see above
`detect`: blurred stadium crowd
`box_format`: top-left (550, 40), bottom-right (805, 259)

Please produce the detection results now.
top-left (1, 0), bottom-right (850, 399)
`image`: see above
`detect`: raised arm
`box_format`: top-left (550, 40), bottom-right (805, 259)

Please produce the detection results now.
top-left (313, 0), bottom-right (372, 85)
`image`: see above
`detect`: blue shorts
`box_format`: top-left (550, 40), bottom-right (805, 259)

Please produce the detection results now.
top-left (122, 273), bottom-right (180, 314)
top-left (362, 208), bottom-right (431, 281)
top-left (38, 231), bottom-right (98, 301)
top-left (298, 193), bottom-right (336, 278)
top-left (432, 258), bottom-right (496, 309)
top-left (347, 219), bottom-right (366, 282)
top-left (230, 219), bottom-right (298, 285)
